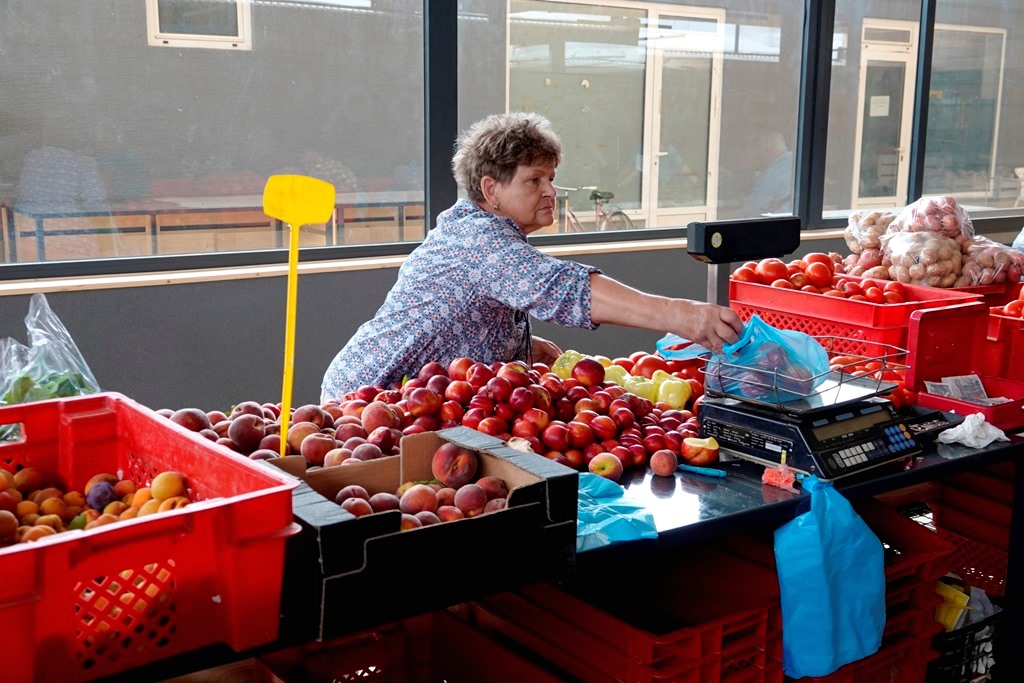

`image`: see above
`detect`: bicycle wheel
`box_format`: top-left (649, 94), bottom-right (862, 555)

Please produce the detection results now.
top-left (600, 209), bottom-right (636, 231)
top-left (563, 208), bottom-right (587, 233)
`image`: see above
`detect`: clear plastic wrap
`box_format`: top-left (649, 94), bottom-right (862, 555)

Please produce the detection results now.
top-left (955, 235), bottom-right (1024, 286)
top-left (881, 231), bottom-right (962, 287)
top-left (887, 195), bottom-right (975, 243)
top-left (844, 209), bottom-right (897, 254)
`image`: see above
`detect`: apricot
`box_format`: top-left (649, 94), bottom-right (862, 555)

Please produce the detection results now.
top-left (34, 514), bottom-right (64, 531)
top-left (137, 499), bottom-right (162, 517)
top-left (84, 513), bottom-right (119, 530)
top-left (129, 488), bottom-right (154, 509)
top-left (119, 508), bottom-right (138, 521)
top-left (20, 513), bottom-right (40, 526)
top-left (113, 480), bottom-right (137, 498)
top-left (63, 490), bottom-right (86, 507)
top-left (15, 500), bottom-right (39, 519)
top-left (103, 501), bottom-right (129, 517)
top-left (31, 487), bottom-right (64, 505)
top-left (20, 525), bottom-right (57, 542)
top-left (39, 497), bottom-right (68, 520)
top-left (13, 467), bottom-right (44, 494)
top-left (157, 496), bottom-right (189, 512)
top-left (150, 471), bottom-right (187, 501)
top-left (65, 505), bottom-right (83, 519)
top-left (0, 469), bottom-right (14, 489)
top-left (84, 472), bottom-right (118, 495)
top-left (0, 510), bottom-right (18, 541)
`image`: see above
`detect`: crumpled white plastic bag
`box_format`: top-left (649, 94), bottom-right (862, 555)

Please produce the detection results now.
top-left (936, 412), bottom-right (1009, 449)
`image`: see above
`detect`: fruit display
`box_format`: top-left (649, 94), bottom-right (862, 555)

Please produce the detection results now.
top-left (0, 465), bottom-right (192, 546)
top-left (163, 351), bottom-right (710, 483)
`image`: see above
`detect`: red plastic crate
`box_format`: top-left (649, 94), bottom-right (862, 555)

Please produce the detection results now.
top-left (0, 393), bottom-right (300, 682)
top-left (985, 307), bottom-right (1024, 381)
top-left (931, 526), bottom-right (1008, 598)
top-left (256, 609), bottom-right (569, 683)
top-left (729, 279), bottom-right (981, 355)
top-left (855, 498), bottom-right (955, 585)
top-left (797, 632), bottom-right (941, 683)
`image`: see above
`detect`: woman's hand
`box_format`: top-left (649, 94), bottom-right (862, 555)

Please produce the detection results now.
top-left (531, 335), bottom-right (562, 366)
top-left (667, 301), bottom-right (744, 355)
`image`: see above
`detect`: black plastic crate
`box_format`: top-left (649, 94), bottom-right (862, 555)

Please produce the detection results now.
top-left (927, 609), bottom-right (1000, 682)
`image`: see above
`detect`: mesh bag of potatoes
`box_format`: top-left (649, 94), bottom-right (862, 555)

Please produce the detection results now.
top-left (844, 209), bottom-right (897, 254)
top-left (880, 231), bottom-right (962, 287)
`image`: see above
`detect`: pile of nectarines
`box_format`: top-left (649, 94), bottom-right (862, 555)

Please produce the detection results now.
top-left (161, 350), bottom-right (711, 483)
top-left (0, 466), bottom-right (192, 546)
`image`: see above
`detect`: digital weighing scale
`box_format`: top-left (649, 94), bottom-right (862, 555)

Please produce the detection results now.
top-left (699, 373), bottom-right (922, 480)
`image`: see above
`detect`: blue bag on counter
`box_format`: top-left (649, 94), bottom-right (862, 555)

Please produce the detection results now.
top-left (774, 477), bottom-right (885, 678)
top-left (576, 473), bottom-right (658, 551)
top-left (705, 315), bottom-right (829, 402)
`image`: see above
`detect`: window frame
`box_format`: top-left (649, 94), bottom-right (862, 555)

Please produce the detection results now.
top-left (145, 0), bottom-right (253, 51)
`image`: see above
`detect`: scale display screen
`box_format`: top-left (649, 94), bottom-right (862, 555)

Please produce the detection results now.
top-left (810, 408), bottom-right (890, 442)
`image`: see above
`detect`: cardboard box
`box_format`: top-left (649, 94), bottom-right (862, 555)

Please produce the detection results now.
top-left (273, 427), bottom-right (578, 641)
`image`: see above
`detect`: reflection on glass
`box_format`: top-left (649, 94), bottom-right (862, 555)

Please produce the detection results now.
top-left (858, 61), bottom-right (906, 200)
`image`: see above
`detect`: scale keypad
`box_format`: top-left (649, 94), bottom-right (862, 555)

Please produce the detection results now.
top-left (827, 422), bottom-right (918, 473)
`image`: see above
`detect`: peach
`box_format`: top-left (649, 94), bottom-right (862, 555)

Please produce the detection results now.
top-left (436, 505), bottom-right (465, 522)
top-left (399, 484), bottom-right (438, 515)
top-left (476, 476), bottom-right (509, 501)
top-left (360, 401), bottom-right (402, 433)
top-left (368, 492), bottom-right (401, 512)
top-left (454, 484), bottom-right (487, 518)
top-left (681, 437), bottom-right (720, 466)
top-left (436, 487), bottom-right (457, 508)
top-left (334, 484), bottom-right (370, 505)
top-left (484, 498), bottom-right (508, 514)
top-left (170, 407), bottom-right (211, 432)
top-left (341, 497), bottom-right (374, 517)
top-left (300, 432), bottom-right (338, 467)
top-left (0, 509), bottom-right (17, 541)
top-left (414, 510), bottom-right (441, 526)
top-left (228, 413), bottom-right (267, 452)
top-left (285, 421), bottom-right (322, 454)
top-left (431, 443), bottom-right (479, 488)
top-left (650, 449), bottom-right (679, 477)
top-left (400, 513), bottom-right (422, 530)
top-left (351, 443), bottom-right (384, 461)
top-left (150, 471), bottom-right (187, 501)
top-left (323, 448), bottom-right (352, 468)
top-left (588, 453), bottom-right (624, 481)
top-left (292, 403), bottom-right (328, 428)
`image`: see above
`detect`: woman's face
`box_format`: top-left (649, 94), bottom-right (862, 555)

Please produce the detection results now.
top-left (490, 163), bottom-right (557, 234)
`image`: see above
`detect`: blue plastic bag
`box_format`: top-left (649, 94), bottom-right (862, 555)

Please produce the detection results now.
top-left (705, 315), bottom-right (829, 402)
top-left (774, 477), bottom-right (885, 678)
top-left (576, 473), bottom-right (658, 551)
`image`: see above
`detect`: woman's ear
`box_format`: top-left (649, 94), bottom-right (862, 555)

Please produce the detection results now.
top-left (480, 175), bottom-right (498, 206)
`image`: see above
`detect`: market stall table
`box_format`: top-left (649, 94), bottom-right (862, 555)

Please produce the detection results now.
top-left (102, 431), bottom-right (1024, 682)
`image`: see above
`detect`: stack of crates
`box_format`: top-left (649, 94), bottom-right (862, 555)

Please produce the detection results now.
top-left (464, 543), bottom-right (783, 683)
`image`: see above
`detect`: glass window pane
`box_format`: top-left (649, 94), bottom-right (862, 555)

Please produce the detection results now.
top-left (1, 0), bottom-right (424, 265)
top-left (925, 1), bottom-right (1020, 216)
top-left (504, 0), bottom-right (804, 231)
top-left (825, 1), bottom-right (922, 215)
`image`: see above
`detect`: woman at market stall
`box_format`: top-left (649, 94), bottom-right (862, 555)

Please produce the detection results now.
top-left (321, 112), bottom-right (743, 399)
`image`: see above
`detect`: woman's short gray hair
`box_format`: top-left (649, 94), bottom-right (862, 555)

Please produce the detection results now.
top-left (452, 112), bottom-right (562, 203)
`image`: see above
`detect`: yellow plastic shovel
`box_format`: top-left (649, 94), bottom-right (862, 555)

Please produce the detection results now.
top-left (263, 174), bottom-right (336, 457)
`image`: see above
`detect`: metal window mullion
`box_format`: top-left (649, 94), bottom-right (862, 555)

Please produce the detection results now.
top-left (794, 0), bottom-right (836, 229)
top-left (906, 0), bottom-right (936, 204)
top-left (424, 0), bottom-right (459, 233)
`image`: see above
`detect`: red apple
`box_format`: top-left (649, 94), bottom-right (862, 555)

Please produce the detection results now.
top-left (590, 390), bottom-right (613, 414)
top-left (418, 361), bottom-right (448, 383)
top-left (354, 385), bottom-right (381, 403)
top-left (583, 442), bottom-right (605, 465)
top-left (483, 376), bottom-right (513, 402)
top-left (426, 374), bottom-right (452, 395)
top-left (642, 432), bottom-right (667, 454)
top-left (521, 407), bottom-right (550, 432)
top-left (461, 407), bottom-right (486, 431)
top-left (663, 430), bottom-right (684, 454)
top-left (611, 407), bottom-right (635, 430)
top-left (565, 385), bottom-right (590, 405)
top-left (574, 397), bottom-right (598, 414)
top-left (497, 361), bottom-right (532, 387)
top-left (563, 448), bottom-right (584, 470)
top-left (494, 401), bottom-right (517, 423)
top-left (588, 452), bottom-right (624, 481)
top-left (468, 394), bottom-right (495, 414)
top-left (681, 436), bottom-right (720, 466)
top-left (628, 443), bottom-right (647, 467)
top-left (609, 446), bottom-right (632, 469)
top-left (439, 400), bottom-right (464, 423)
top-left (590, 415), bottom-right (618, 441)
top-left (567, 421), bottom-right (595, 449)
top-left (477, 416), bottom-right (508, 437)
top-left (413, 415), bottom-right (441, 431)
top-left (511, 418), bottom-right (539, 439)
